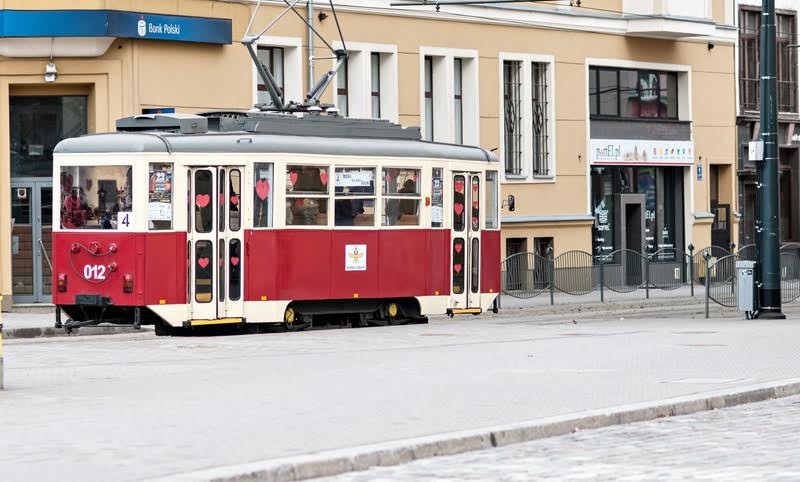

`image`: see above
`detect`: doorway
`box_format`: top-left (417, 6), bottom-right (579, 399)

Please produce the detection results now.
top-left (451, 172), bottom-right (482, 308)
top-left (10, 180), bottom-right (53, 303)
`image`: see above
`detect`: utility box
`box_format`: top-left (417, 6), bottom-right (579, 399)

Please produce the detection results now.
top-left (736, 260), bottom-right (757, 312)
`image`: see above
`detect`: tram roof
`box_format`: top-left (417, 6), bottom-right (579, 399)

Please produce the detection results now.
top-left (55, 112), bottom-right (497, 163)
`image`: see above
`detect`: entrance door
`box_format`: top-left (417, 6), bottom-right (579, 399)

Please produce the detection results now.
top-left (451, 172), bottom-right (481, 308)
top-left (10, 180), bottom-right (53, 303)
top-left (188, 167), bottom-right (244, 321)
top-left (711, 202), bottom-right (731, 248)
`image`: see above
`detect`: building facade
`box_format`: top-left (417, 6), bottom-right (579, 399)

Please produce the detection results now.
top-left (735, 0), bottom-right (800, 248)
top-left (0, 0), bottom-right (737, 308)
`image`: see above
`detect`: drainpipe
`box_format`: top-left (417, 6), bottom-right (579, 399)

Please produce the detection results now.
top-left (307, 0), bottom-right (314, 94)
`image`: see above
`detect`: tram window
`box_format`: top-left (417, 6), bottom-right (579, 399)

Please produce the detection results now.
top-left (286, 165), bottom-right (329, 226)
top-left (382, 168), bottom-right (420, 226)
top-left (218, 243), bottom-right (225, 302)
top-left (253, 163), bottom-right (273, 228)
top-left (194, 240), bottom-right (213, 303)
top-left (229, 169), bottom-right (241, 231)
top-left (453, 175), bottom-right (466, 232)
top-left (471, 238), bottom-right (480, 293)
top-left (485, 171), bottom-right (499, 229)
top-left (148, 163), bottom-right (173, 230)
top-left (218, 169), bottom-right (225, 233)
top-left (60, 165), bottom-right (132, 230)
top-left (335, 167), bottom-right (375, 226)
top-left (471, 176), bottom-right (480, 232)
top-left (194, 170), bottom-right (213, 233)
top-left (432, 167), bottom-right (444, 228)
top-left (453, 237), bottom-right (465, 294)
top-left (229, 239), bottom-right (241, 301)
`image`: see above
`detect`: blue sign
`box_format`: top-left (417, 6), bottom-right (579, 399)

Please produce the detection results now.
top-left (0, 10), bottom-right (231, 44)
top-left (696, 163), bottom-right (703, 181)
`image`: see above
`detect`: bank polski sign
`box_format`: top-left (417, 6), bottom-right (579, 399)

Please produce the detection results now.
top-left (590, 139), bottom-right (694, 166)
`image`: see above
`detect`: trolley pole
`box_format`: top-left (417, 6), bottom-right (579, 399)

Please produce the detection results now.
top-left (756, 0), bottom-right (785, 319)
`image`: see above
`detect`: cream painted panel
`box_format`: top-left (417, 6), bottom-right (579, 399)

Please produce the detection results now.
top-left (502, 175), bottom-right (588, 217)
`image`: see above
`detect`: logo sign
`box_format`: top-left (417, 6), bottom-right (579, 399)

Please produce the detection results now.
top-left (591, 139), bottom-right (694, 166)
top-left (137, 16), bottom-right (146, 37)
top-left (345, 244), bottom-right (367, 272)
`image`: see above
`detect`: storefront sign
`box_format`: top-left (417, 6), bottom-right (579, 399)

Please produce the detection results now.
top-left (591, 139), bottom-right (694, 166)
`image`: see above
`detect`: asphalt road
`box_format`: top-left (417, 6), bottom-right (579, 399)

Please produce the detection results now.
top-left (2, 309), bottom-right (800, 481)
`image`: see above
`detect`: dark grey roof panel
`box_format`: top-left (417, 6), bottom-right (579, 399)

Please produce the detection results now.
top-left (55, 132), bottom-right (497, 163)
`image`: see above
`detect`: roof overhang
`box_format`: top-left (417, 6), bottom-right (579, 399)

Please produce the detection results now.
top-left (626, 17), bottom-right (718, 39)
top-left (0, 10), bottom-right (231, 58)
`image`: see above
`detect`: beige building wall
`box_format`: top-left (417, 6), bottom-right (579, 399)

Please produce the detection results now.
top-left (0, 0), bottom-right (737, 307)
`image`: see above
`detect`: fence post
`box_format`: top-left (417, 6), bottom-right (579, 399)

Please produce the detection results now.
top-left (645, 254), bottom-right (651, 299)
top-left (705, 251), bottom-right (712, 319)
top-left (547, 247), bottom-right (554, 306)
top-left (688, 244), bottom-right (695, 297)
top-left (597, 247), bottom-right (605, 303)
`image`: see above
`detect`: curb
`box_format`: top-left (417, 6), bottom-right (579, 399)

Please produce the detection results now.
top-left (162, 378), bottom-right (800, 482)
top-left (3, 325), bottom-right (152, 339)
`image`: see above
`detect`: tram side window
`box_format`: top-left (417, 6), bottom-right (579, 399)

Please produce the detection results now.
top-left (383, 168), bottom-right (421, 226)
top-left (253, 163), bottom-right (273, 228)
top-left (485, 171), bottom-right (499, 229)
top-left (335, 167), bottom-right (375, 226)
top-left (148, 163), bottom-right (173, 230)
top-left (286, 165), bottom-right (329, 226)
top-left (431, 167), bottom-right (444, 228)
top-left (60, 165), bottom-right (132, 230)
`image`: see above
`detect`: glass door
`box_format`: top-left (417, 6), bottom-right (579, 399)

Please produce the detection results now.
top-left (188, 167), bottom-right (244, 321)
top-left (10, 180), bottom-right (53, 303)
top-left (451, 172), bottom-right (481, 309)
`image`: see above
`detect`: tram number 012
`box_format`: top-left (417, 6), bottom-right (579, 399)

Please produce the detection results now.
top-left (83, 264), bottom-right (108, 281)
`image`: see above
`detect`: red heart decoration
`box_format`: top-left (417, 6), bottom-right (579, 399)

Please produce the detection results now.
top-left (454, 242), bottom-right (463, 254)
top-left (289, 171), bottom-right (298, 186)
top-left (454, 202), bottom-right (464, 216)
top-left (473, 200), bottom-right (479, 209)
top-left (231, 257), bottom-right (240, 266)
top-left (198, 257), bottom-right (209, 269)
top-left (472, 216), bottom-right (479, 226)
top-left (230, 195), bottom-right (239, 206)
top-left (195, 194), bottom-right (210, 208)
top-left (320, 170), bottom-right (329, 185)
top-left (255, 179), bottom-right (270, 201)
top-left (219, 193), bottom-right (224, 204)
top-left (454, 263), bottom-right (462, 273)
top-left (455, 180), bottom-right (465, 193)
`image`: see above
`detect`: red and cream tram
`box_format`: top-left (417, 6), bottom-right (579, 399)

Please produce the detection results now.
top-left (51, 112), bottom-right (501, 334)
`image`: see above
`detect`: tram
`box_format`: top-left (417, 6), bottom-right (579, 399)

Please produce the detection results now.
top-left (50, 111), bottom-right (501, 334)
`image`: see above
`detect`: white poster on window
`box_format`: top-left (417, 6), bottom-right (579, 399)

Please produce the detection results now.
top-left (345, 244), bottom-right (367, 271)
top-left (590, 139), bottom-right (694, 166)
top-left (148, 202), bottom-right (172, 221)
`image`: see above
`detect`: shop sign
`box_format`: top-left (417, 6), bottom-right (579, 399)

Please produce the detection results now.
top-left (590, 139), bottom-right (694, 166)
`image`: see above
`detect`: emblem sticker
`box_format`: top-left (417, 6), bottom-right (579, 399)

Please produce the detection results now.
top-left (137, 16), bottom-right (147, 37)
top-left (345, 244), bottom-right (367, 272)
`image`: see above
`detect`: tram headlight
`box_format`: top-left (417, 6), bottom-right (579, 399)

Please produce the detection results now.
top-left (122, 274), bottom-right (134, 294)
top-left (57, 273), bottom-right (68, 293)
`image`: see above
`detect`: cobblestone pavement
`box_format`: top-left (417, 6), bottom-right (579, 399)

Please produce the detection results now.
top-left (2, 313), bottom-right (800, 481)
top-left (327, 395), bottom-right (800, 481)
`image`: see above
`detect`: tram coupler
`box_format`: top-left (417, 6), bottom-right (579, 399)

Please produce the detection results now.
top-left (61, 318), bottom-right (103, 334)
top-left (133, 307), bottom-right (141, 330)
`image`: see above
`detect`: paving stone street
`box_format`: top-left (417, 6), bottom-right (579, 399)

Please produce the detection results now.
top-left (327, 395), bottom-right (800, 481)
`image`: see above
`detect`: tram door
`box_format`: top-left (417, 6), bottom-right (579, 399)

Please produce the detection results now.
top-left (189, 167), bottom-right (244, 321)
top-left (451, 172), bottom-right (481, 309)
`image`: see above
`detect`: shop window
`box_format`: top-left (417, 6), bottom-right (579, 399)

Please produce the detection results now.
top-left (335, 167), bottom-right (375, 226)
top-left (257, 46), bottom-right (284, 105)
top-left (253, 163), bottom-right (273, 228)
top-left (589, 67), bottom-right (679, 119)
top-left (286, 165), bottom-right (329, 226)
top-left (60, 165), bottom-right (132, 230)
top-left (383, 168), bottom-right (420, 226)
top-left (148, 163), bottom-right (172, 230)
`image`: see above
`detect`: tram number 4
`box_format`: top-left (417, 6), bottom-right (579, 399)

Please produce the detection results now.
top-left (83, 264), bottom-right (108, 281)
top-left (117, 211), bottom-right (134, 230)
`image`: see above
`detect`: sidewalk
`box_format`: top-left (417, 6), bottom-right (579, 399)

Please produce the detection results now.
top-left (1, 312), bottom-right (800, 481)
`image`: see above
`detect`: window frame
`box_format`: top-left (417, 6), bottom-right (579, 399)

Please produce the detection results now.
top-left (285, 164), bottom-right (331, 227)
top-left (588, 66), bottom-right (680, 121)
top-left (382, 167), bottom-right (423, 227)
top-left (252, 36), bottom-right (302, 109)
top-left (334, 166), bottom-right (377, 227)
top-left (420, 47), bottom-right (480, 145)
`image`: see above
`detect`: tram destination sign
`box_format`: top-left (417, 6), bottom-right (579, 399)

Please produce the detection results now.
top-left (590, 139), bottom-right (694, 166)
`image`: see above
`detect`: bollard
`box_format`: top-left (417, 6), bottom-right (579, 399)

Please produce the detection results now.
top-left (704, 252), bottom-right (712, 319)
top-left (547, 247), bottom-right (554, 306)
top-left (645, 254), bottom-right (651, 299)
top-left (599, 252), bottom-right (605, 303)
top-left (1, 295), bottom-right (4, 390)
top-left (688, 244), bottom-right (695, 297)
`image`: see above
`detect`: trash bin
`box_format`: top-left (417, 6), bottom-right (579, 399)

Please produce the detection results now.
top-left (736, 260), bottom-right (756, 313)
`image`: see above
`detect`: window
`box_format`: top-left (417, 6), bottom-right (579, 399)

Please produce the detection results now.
top-left (485, 171), bottom-right (499, 229)
top-left (335, 167), bottom-right (375, 226)
top-left (740, 8), bottom-right (798, 113)
top-left (60, 165), bottom-right (132, 230)
top-left (228, 169), bottom-right (241, 231)
top-left (589, 67), bottom-right (679, 119)
top-left (253, 163), bottom-right (273, 228)
top-left (383, 168), bottom-right (420, 226)
top-left (454, 58), bottom-right (464, 144)
top-left (432, 167), bottom-right (444, 228)
top-left (424, 56), bottom-right (434, 141)
top-left (531, 62), bottom-right (549, 176)
top-left (148, 163), bottom-right (172, 230)
top-left (503, 60), bottom-right (522, 175)
top-left (256, 46), bottom-right (284, 105)
top-left (286, 165), bottom-right (329, 226)
top-left (371, 53), bottom-right (381, 119)
top-left (337, 61), bottom-right (349, 117)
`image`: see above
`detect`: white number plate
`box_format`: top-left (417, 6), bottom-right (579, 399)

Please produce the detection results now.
top-left (117, 212), bottom-right (134, 230)
top-left (83, 264), bottom-right (108, 281)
